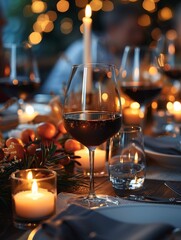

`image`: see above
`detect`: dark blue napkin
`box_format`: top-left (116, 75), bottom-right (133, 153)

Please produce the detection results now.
top-left (33, 204), bottom-right (174, 240)
top-left (144, 136), bottom-right (181, 155)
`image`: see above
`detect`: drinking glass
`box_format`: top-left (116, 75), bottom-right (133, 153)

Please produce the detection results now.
top-left (109, 126), bottom-right (146, 191)
top-left (0, 43), bottom-right (40, 103)
top-left (157, 34), bottom-right (181, 83)
top-left (63, 63), bottom-right (122, 208)
top-left (119, 46), bottom-right (163, 119)
top-left (155, 34), bottom-right (181, 133)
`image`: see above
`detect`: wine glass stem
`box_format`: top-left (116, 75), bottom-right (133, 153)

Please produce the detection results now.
top-left (88, 147), bottom-right (96, 199)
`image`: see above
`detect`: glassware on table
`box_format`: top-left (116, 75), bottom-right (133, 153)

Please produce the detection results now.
top-left (63, 63), bottom-right (122, 208)
top-left (154, 34), bottom-right (181, 134)
top-left (157, 33), bottom-right (181, 84)
top-left (0, 43), bottom-right (40, 103)
top-left (119, 46), bottom-right (163, 124)
top-left (109, 126), bottom-right (146, 191)
top-left (11, 169), bottom-right (57, 230)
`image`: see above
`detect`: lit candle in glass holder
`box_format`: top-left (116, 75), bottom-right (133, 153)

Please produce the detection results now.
top-left (123, 102), bottom-right (144, 125)
top-left (18, 104), bottom-right (38, 124)
top-left (167, 101), bottom-right (181, 123)
top-left (75, 147), bottom-right (106, 176)
top-left (11, 169), bottom-right (57, 230)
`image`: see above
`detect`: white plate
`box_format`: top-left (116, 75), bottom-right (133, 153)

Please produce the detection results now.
top-left (145, 148), bottom-right (181, 168)
top-left (27, 203), bottom-right (181, 240)
top-left (97, 204), bottom-right (181, 228)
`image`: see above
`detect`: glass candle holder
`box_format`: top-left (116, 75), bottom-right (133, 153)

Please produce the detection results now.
top-left (11, 168), bottom-right (57, 230)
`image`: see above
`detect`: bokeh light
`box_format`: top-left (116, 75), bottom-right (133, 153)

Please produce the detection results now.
top-left (142, 0), bottom-right (156, 12)
top-left (31, 1), bottom-right (47, 14)
top-left (158, 7), bottom-right (173, 21)
top-left (60, 18), bottom-right (73, 34)
top-left (29, 32), bottom-right (42, 45)
top-left (90, 0), bottom-right (103, 11)
top-left (57, 0), bottom-right (70, 13)
top-left (138, 14), bottom-right (151, 27)
top-left (75, 0), bottom-right (88, 8)
top-left (47, 11), bottom-right (57, 22)
top-left (102, 1), bottom-right (114, 11)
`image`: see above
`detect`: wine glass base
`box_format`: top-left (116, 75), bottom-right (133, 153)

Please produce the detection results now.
top-left (67, 195), bottom-right (121, 209)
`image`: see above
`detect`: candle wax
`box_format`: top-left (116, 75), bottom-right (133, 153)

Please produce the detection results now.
top-left (14, 188), bottom-right (55, 219)
top-left (75, 148), bottom-right (106, 172)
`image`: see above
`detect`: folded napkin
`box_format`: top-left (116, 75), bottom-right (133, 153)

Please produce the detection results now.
top-left (144, 136), bottom-right (181, 155)
top-left (33, 204), bottom-right (174, 240)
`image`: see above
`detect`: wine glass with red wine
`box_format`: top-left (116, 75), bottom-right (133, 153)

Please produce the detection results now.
top-left (157, 34), bottom-right (181, 82)
top-left (63, 63), bottom-right (122, 208)
top-left (0, 43), bottom-right (40, 103)
top-left (119, 46), bottom-right (162, 119)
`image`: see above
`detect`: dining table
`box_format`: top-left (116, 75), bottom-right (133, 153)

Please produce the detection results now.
top-left (1, 155), bottom-right (181, 240)
top-left (0, 97), bottom-right (181, 240)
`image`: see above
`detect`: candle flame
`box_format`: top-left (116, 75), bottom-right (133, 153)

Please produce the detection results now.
top-left (32, 180), bottom-right (38, 195)
top-left (130, 102), bottom-right (140, 109)
top-left (85, 4), bottom-right (92, 18)
top-left (173, 101), bottom-right (181, 111)
top-left (25, 105), bottom-right (35, 115)
top-left (134, 152), bottom-right (138, 164)
top-left (27, 171), bottom-right (33, 180)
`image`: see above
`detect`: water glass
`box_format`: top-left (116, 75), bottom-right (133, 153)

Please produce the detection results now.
top-left (109, 126), bottom-right (146, 190)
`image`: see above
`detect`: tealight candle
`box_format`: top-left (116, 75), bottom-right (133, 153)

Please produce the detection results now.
top-left (123, 102), bottom-right (144, 125)
top-left (14, 181), bottom-right (54, 219)
top-left (75, 147), bottom-right (106, 176)
top-left (11, 169), bottom-right (57, 230)
top-left (18, 104), bottom-right (38, 124)
top-left (167, 101), bottom-right (181, 123)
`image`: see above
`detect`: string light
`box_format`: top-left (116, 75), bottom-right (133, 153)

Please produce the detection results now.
top-left (27, 0), bottom-right (175, 46)
top-left (57, 0), bottom-right (69, 12)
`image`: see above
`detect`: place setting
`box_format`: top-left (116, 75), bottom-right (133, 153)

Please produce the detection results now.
top-left (1, 1), bottom-right (181, 240)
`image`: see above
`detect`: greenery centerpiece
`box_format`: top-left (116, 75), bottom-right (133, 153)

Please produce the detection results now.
top-left (0, 121), bottom-right (86, 210)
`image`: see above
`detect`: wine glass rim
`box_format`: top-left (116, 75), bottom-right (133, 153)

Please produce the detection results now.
top-left (120, 126), bottom-right (142, 133)
top-left (72, 63), bottom-right (116, 68)
top-left (124, 45), bottom-right (156, 51)
top-left (3, 42), bottom-right (32, 49)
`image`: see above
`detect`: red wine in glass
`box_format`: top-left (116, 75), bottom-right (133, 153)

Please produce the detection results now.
top-left (162, 68), bottom-right (181, 81)
top-left (64, 111), bottom-right (122, 147)
top-left (121, 82), bottom-right (162, 106)
top-left (0, 78), bottom-right (40, 100)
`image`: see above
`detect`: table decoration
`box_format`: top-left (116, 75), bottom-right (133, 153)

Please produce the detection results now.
top-left (83, 4), bottom-right (92, 93)
top-left (0, 120), bottom-right (87, 218)
top-left (123, 102), bottom-right (144, 125)
top-left (11, 168), bottom-right (56, 229)
top-left (18, 104), bottom-right (38, 124)
top-left (75, 146), bottom-right (107, 176)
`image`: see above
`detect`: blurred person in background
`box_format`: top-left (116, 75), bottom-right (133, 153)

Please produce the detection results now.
top-left (41, 3), bottom-right (145, 95)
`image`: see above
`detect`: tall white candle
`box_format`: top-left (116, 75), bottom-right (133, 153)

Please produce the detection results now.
top-left (83, 4), bottom-right (92, 93)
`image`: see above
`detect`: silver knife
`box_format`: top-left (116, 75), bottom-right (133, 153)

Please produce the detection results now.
top-left (126, 194), bottom-right (181, 204)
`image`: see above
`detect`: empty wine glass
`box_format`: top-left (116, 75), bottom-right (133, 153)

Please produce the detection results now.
top-left (0, 43), bottom-right (40, 104)
top-left (63, 63), bottom-right (122, 208)
top-left (119, 46), bottom-right (163, 123)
